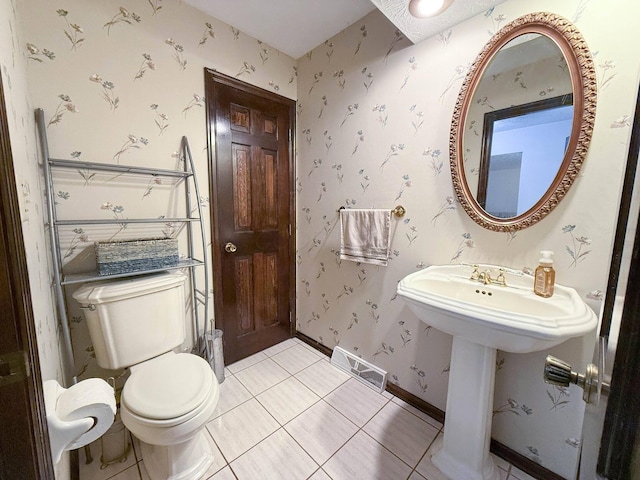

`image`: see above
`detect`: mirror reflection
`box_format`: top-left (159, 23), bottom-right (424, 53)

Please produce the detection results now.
top-left (463, 33), bottom-right (573, 219)
top-left (480, 94), bottom-right (573, 217)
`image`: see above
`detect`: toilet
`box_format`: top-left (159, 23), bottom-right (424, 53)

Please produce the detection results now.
top-left (73, 272), bottom-right (219, 480)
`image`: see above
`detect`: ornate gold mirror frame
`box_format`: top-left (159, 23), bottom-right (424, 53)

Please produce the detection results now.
top-left (450, 12), bottom-right (597, 232)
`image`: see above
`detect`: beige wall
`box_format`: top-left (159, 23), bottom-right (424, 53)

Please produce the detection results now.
top-left (295, 1), bottom-right (638, 478)
top-left (12, 0), bottom-right (296, 476)
top-left (1, 0), bottom-right (68, 477)
top-left (18, 0), bottom-right (296, 386)
top-left (1, 0), bottom-right (65, 384)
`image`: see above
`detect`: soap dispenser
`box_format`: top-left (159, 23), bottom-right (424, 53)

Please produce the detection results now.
top-left (534, 250), bottom-right (555, 297)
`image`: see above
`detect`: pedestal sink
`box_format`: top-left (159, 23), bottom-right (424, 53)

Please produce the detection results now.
top-left (397, 264), bottom-right (597, 480)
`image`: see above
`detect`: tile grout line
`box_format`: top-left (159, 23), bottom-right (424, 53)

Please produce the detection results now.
top-left (253, 382), bottom-right (323, 427)
top-left (296, 381), bottom-right (422, 479)
top-left (228, 425), bottom-right (321, 475)
top-left (231, 366), bottom-right (348, 469)
top-left (406, 425), bottom-right (444, 480)
top-left (222, 350), bottom-right (440, 479)
top-left (212, 359), bottom-right (325, 474)
top-left (118, 338), bottom-right (520, 480)
top-left (203, 426), bottom-right (233, 478)
top-left (219, 358), bottom-right (356, 478)
top-left (357, 392), bottom-right (440, 466)
top-left (131, 433), bottom-right (144, 480)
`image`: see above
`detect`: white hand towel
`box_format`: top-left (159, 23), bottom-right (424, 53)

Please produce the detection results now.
top-left (340, 209), bottom-right (391, 266)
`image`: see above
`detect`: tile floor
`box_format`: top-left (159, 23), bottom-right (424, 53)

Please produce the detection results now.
top-left (79, 338), bottom-right (536, 480)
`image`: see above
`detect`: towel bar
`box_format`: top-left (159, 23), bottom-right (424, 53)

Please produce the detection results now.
top-left (337, 205), bottom-right (405, 218)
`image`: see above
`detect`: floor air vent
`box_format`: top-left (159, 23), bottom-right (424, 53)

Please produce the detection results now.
top-left (330, 346), bottom-right (387, 393)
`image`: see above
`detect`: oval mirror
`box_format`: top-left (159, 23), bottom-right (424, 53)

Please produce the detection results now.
top-left (450, 13), bottom-right (596, 232)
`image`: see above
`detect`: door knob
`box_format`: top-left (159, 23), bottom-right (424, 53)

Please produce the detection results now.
top-left (544, 343), bottom-right (610, 405)
top-left (224, 242), bottom-right (237, 253)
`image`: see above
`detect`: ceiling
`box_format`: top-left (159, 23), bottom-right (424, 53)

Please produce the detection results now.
top-left (181, 0), bottom-right (376, 59)
top-left (370, 0), bottom-right (509, 44)
top-left (182, 0), bottom-right (509, 59)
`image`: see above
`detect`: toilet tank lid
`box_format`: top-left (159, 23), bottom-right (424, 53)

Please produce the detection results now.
top-left (72, 272), bottom-right (186, 304)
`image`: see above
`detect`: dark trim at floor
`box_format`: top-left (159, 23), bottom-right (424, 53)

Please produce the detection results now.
top-left (490, 440), bottom-right (564, 480)
top-left (295, 331), bottom-right (565, 480)
top-left (386, 382), bottom-right (445, 425)
top-left (71, 450), bottom-right (79, 480)
top-left (296, 331), bottom-right (333, 357)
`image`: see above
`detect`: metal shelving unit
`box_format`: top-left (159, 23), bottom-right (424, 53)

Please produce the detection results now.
top-left (36, 108), bottom-right (211, 384)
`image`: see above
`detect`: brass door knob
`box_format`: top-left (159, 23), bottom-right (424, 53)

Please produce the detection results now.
top-left (224, 242), bottom-right (237, 253)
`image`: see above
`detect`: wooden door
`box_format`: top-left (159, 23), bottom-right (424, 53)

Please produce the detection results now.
top-left (206, 71), bottom-right (295, 364)
top-left (0, 73), bottom-right (54, 478)
top-left (578, 80), bottom-right (640, 480)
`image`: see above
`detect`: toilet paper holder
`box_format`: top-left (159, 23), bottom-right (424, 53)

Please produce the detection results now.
top-left (44, 378), bottom-right (117, 464)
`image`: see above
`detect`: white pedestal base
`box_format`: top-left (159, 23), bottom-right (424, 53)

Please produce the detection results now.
top-left (431, 336), bottom-right (500, 480)
top-left (140, 430), bottom-right (214, 480)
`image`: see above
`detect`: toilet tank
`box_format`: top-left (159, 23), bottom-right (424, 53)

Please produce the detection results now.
top-left (72, 272), bottom-right (187, 370)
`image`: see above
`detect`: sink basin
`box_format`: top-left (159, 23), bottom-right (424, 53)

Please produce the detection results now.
top-left (397, 264), bottom-right (597, 353)
top-left (397, 264), bottom-right (597, 480)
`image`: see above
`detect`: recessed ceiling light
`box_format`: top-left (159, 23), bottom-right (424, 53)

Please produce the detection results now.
top-left (408, 0), bottom-right (454, 18)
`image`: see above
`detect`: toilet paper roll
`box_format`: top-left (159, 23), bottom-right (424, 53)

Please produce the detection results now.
top-left (56, 378), bottom-right (117, 449)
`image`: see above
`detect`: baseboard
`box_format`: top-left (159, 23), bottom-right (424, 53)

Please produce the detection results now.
top-left (385, 382), bottom-right (445, 425)
top-left (294, 332), bottom-right (565, 480)
top-left (295, 331), bottom-right (332, 356)
top-left (490, 440), bottom-right (565, 480)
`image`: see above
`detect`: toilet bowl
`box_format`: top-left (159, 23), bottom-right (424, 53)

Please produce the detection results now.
top-left (73, 273), bottom-right (220, 480)
top-left (121, 353), bottom-right (219, 480)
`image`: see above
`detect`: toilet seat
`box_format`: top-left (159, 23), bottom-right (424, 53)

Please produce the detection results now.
top-left (123, 352), bottom-right (214, 420)
top-left (120, 357), bottom-right (219, 446)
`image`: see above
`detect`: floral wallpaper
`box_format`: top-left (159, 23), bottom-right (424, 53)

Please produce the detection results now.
top-left (295, 1), bottom-right (638, 478)
top-left (1, 0), bottom-right (68, 477)
top-left (17, 0), bottom-right (295, 405)
top-left (1, 2), bottom-right (66, 384)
